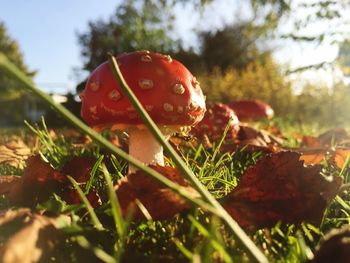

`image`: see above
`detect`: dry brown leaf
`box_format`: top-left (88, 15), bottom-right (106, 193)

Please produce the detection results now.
top-left (332, 148), bottom-right (350, 169)
top-left (297, 147), bottom-right (350, 169)
top-left (311, 225), bottom-right (350, 263)
top-left (302, 128), bottom-right (350, 148)
top-left (7, 155), bottom-right (66, 206)
top-left (237, 124), bottom-right (284, 146)
top-left (318, 128), bottom-right (350, 147)
top-left (299, 148), bottom-right (330, 166)
top-left (4, 155), bottom-right (100, 207)
top-left (302, 135), bottom-right (321, 147)
top-left (0, 139), bottom-right (31, 169)
top-left (0, 209), bottom-right (68, 263)
top-left (0, 176), bottom-right (21, 195)
top-left (115, 165), bottom-right (200, 220)
top-left (0, 208), bottom-right (31, 226)
top-left (222, 151), bottom-right (342, 229)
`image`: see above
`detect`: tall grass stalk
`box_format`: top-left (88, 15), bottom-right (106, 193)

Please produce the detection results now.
top-left (0, 52), bottom-right (268, 263)
top-left (108, 54), bottom-right (268, 263)
top-left (0, 52), bottom-right (216, 216)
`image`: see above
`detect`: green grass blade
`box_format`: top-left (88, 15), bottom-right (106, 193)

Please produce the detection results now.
top-left (107, 54), bottom-right (268, 263)
top-left (0, 52), bottom-right (215, 218)
top-left (188, 215), bottom-right (233, 263)
top-left (101, 164), bottom-right (125, 237)
top-left (74, 235), bottom-right (117, 263)
top-left (85, 155), bottom-right (104, 194)
top-left (67, 175), bottom-right (104, 231)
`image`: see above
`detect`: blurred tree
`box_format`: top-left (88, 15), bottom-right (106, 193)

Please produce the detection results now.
top-left (0, 22), bottom-right (35, 100)
top-left (199, 23), bottom-right (269, 72)
top-left (78, 0), bottom-right (177, 72)
top-left (0, 22), bottom-right (39, 126)
top-left (198, 53), bottom-right (293, 116)
top-left (337, 39), bottom-right (350, 77)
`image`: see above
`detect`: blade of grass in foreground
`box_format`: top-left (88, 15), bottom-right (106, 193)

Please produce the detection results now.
top-left (0, 52), bottom-right (268, 263)
top-left (67, 176), bottom-right (104, 231)
top-left (108, 54), bottom-right (268, 263)
top-left (0, 52), bottom-right (215, 216)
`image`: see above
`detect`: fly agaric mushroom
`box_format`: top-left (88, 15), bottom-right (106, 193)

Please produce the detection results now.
top-left (80, 51), bottom-right (206, 172)
top-left (191, 103), bottom-right (239, 141)
top-left (227, 99), bottom-right (274, 121)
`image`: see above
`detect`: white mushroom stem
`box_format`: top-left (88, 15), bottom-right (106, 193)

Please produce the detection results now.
top-left (128, 127), bottom-right (168, 174)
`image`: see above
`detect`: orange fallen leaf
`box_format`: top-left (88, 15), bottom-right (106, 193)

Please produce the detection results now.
top-left (332, 148), bottom-right (350, 169)
top-left (115, 165), bottom-right (199, 220)
top-left (297, 147), bottom-right (350, 169)
top-left (299, 148), bottom-right (330, 166)
top-left (222, 151), bottom-right (342, 229)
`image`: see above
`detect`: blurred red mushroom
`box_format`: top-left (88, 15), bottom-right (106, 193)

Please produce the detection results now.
top-left (227, 99), bottom-right (274, 121)
top-left (191, 103), bottom-right (239, 142)
top-left (80, 51), bottom-right (206, 172)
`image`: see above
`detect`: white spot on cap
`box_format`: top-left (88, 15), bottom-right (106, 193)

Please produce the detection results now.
top-left (192, 77), bottom-right (200, 85)
top-left (163, 103), bottom-right (174, 112)
top-left (108, 90), bottom-right (121, 101)
top-left (177, 106), bottom-right (184, 113)
top-left (89, 106), bottom-right (97, 114)
top-left (139, 79), bottom-right (154, 90)
top-left (173, 84), bottom-right (185, 95)
top-left (192, 77), bottom-right (201, 90)
top-left (145, 105), bottom-right (154, 111)
top-left (189, 102), bottom-right (198, 110)
top-left (141, 55), bottom-right (152, 62)
top-left (162, 54), bottom-right (172, 62)
top-left (91, 115), bottom-right (99, 120)
top-left (90, 81), bottom-right (100, 91)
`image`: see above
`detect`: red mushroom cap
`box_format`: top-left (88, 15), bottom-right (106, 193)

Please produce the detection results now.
top-left (191, 103), bottom-right (240, 140)
top-left (227, 99), bottom-right (274, 121)
top-left (80, 51), bottom-right (206, 129)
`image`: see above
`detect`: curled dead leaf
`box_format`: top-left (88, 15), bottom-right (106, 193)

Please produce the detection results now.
top-left (115, 165), bottom-right (200, 220)
top-left (0, 138), bottom-right (31, 169)
top-left (0, 208), bottom-right (68, 263)
top-left (0, 176), bottom-right (21, 195)
top-left (222, 151), bottom-right (342, 229)
top-left (7, 155), bottom-right (65, 205)
top-left (302, 128), bottom-right (350, 148)
top-left (237, 124), bottom-right (284, 146)
top-left (298, 147), bottom-right (350, 169)
top-left (4, 155), bottom-right (100, 207)
top-left (311, 225), bottom-right (350, 263)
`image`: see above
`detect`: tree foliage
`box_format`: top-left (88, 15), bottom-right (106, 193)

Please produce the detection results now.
top-left (0, 22), bottom-right (35, 99)
top-left (78, 0), bottom-right (177, 72)
top-left (198, 53), bottom-right (293, 117)
top-left (76, 0), bottom-right (350, 127)
top-left (0, 22), bottom-right (39, 125)
top-left (338, 39), bottom-right (350, 77)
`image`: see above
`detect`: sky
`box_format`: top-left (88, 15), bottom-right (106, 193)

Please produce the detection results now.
top-left (0, 0), bottom-right (346, 93)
